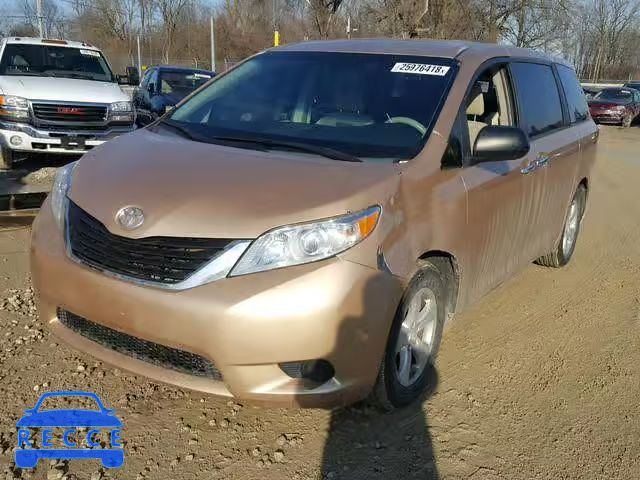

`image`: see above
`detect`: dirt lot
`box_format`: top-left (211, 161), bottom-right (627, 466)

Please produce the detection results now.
top-left (1, 126), bottom-right (640, 480)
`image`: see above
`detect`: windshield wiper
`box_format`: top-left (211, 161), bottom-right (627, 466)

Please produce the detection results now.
top-left (210, 135), bottom-right (362, 162)
top-left (44, 72), bottom-right (94, 80)
top-left (4, 71), bottom-right (44, 76)
top-left (158, 119), bottom-right (202, 141)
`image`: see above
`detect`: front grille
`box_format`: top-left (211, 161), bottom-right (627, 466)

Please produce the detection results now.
top-left (67, 201), bottom-right (233, 285)
top-left (32, 102), bottom-right (107, 123)
top-left (58, 309), bottom-right (222, 380)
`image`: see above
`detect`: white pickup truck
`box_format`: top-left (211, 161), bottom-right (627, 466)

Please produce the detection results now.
top-left (0, 37), bottom-right (137, 169)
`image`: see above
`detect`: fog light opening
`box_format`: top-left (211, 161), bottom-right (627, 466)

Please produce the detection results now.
top-left (279, 360), bottom-right (335, 384)
top-left (9, 135), bottom-right (22, 146)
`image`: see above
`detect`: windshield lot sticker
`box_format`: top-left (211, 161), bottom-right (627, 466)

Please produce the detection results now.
top-left (80, 49), bottom-right (100, 57)
top-left (391, 63), bottom-right (450, 76)
top-left (15, 391), bottom-right (124, 469)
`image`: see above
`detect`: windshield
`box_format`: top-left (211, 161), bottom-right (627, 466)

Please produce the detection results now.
top-left (168, 51), bottom-right (456, 160)
top-left (594, 89), bottom-right (633, 103)
top-left (0, 44), bottom-right (114, 82)
top-left (160, 70), bottom-right (212, 96)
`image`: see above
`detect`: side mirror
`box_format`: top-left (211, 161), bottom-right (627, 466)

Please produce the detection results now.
top-left (116, 74), bottom-right (128, 85)
top-left (126, 66), bottom-right (140, 86)
top-left (472, 126), bottom-right (530, 163)
top-left (135, 110), bottom-right (155, 127)
top-left (147, 82), bottom-right (155, 95)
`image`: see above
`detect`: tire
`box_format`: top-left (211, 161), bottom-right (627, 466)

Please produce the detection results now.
top-left (536, 185), bottom-right (587, 268)
top-left (0, 146), bottom-right (14, 170)
top-left (372, 262), bottom-right (447, 411)
top-left (622, 114), bottom-right (632, 128)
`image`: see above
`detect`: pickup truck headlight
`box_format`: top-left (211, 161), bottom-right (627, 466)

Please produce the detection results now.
top-left (50, 161), bottom-right (77, 229)
top-left (110, 101), bottom-right (133, 112)
top-left (229, 206), bottom-right (381, 276)
top-left (109, 101), bottom-right (134, 123)
top-left (0, 95), bottom-right (29, 120)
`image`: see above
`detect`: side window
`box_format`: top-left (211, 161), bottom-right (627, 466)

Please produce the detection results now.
top-left (463, 65), bottom-right (516, 153)
top-left (510, 62), bottom-right (564, 137)
top-left (139, 69), bottom-right (153, 89)
top-left (556, 64), bottom-right (589, 123)
top-left (148, 70), bottom-right (159, 91)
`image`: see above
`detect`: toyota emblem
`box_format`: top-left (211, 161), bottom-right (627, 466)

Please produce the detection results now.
top-left (115, 206), bottom-right (145, 230)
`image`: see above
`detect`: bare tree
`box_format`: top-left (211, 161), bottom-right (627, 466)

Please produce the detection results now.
top-left (156, 0), bottom-right (190, 62)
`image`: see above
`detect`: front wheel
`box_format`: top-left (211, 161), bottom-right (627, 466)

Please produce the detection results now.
top-left (536, 185), bottom-right (586, 268)
top-left (372, 263), bottom-right (446, 410)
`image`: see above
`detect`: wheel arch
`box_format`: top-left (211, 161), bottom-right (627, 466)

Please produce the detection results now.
top-left (417, 250), bottom-right (460, 319)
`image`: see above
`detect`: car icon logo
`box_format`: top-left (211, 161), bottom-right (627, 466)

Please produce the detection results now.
top-left (15, 391), bottom-right (124, 469)
top-left (115, 206), bottom-right (145, 230)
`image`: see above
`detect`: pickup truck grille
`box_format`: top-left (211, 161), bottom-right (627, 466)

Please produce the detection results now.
top-left (67, 201), bottom-right (234, 285)
top-left (32, 102), bottom-right (108, 123)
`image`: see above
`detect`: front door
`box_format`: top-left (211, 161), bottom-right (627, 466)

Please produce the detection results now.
top-left (461, 64), bottom-right (541, 301)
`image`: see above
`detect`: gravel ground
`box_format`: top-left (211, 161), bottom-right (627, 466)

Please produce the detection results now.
top-left (1, 126), bottom-right (640, 479)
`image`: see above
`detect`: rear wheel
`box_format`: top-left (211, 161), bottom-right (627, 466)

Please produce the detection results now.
top-left (0, 146), bottom-right (14, 170)
top-left (372, 262), bottom-right (446, 410)
top-left (536, 185), bottom-right (586, 268)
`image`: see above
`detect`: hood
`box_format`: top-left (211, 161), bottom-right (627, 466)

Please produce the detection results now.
top-left (69, 129), bottom-right (399, 239)
top-left (16, 409), bottom-right (122, 427)
top-left (0, 76), bottom-right (129, 103)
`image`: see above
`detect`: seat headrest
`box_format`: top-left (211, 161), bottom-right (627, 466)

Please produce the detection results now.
top-left (467, 93), bottom-right (484, 117)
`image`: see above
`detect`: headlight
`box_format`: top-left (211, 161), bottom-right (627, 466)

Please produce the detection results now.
top-left (0, 95), bottom-right (29, 120)
top-left (50, 161), bottom-right (77, 229)
top-left (229, 206), bottom-right (381, 276)
top-left (615, 105), bottom-right (627, 111)
top-left (110, 101), bottom-right (133, 112)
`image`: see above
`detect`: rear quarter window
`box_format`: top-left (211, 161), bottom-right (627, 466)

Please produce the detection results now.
top-left (556, 64), bottom-right (589, 123)
top-left (510, 62), bottom-right (564, 137)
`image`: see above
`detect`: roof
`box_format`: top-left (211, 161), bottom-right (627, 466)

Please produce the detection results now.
top-left (2, 36), bottom-right (99, 50)
top-left (150, 65), bottom-right (215, 74)
top-left (276, 38), bottom-right (572, 68)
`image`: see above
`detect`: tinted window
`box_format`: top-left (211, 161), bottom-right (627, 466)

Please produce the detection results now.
top-left (556, 64), bottom-right (589, 123)
top-left (140, 68), bottom-right (153, 88)
top-left (169, 51), bottom-right (456, 160)
top-left (159, 70), bottom-right (212, 95)
top-left (0, 44), bottom-right (114, 82)
top-left (510, 62), bottom-right (564, 137)
top-left (594, 88), bottom-right (633, 104)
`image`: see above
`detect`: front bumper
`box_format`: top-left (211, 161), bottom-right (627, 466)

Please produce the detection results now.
top-left (590, 112), bottom-right (624, 124)
top-left (31, 201), bottom-right (403, 407)
top-left (0, 121), bottom-right (134, 155)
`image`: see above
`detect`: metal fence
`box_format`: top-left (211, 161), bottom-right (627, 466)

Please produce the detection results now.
top-left (107, 54), bottom-right (239, 76)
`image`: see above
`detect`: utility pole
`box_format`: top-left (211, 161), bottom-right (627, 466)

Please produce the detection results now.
top-left (136, 35), bottom-right (142, 77)
top-left (36, 0), bottom-right (45, 37)
top-left (273, 0), bottom-right (279, 46)
top-left (210, 15), bottom-right (216, 72)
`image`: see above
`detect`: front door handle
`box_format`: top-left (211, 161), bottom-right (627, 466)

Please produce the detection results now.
top-left (520, 154), bottom-right (549, 175)
top-left (536, 153), bottom-right (549, 167)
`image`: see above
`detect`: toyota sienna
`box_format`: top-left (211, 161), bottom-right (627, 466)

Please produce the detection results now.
top-left (30, 39), bottom-right (597, 409)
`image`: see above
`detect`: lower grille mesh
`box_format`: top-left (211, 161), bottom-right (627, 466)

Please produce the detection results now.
top-left (57, 309), bottom-right (222, 381)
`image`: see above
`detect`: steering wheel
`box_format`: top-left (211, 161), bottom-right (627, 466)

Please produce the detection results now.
top-left (385, 116), bottom-right (427, 136)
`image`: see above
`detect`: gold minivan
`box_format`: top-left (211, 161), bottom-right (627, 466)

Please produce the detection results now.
top-left (31, 39), bottom-right (597, 409)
